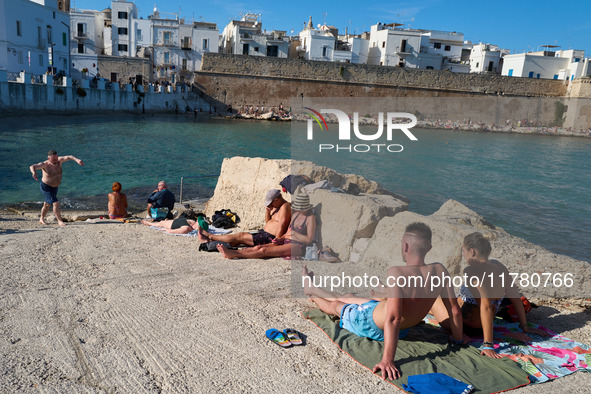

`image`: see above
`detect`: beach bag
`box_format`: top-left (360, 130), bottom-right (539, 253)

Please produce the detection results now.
top-left (198, 241), bottom-right (232, 252)
top-left (279, 175), bottom-right (312, 194)
top-left (497, 295), bottom-right (536, 322)
top-left (212, 209), bottom-right (240, 228)
top-left (150, 207), bottom-right (169, 219)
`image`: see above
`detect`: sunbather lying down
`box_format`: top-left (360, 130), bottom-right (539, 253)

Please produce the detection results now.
top-left (217, 193), bottom-right (316, 259)
top-left (141, 217), bottom-right (198, 234)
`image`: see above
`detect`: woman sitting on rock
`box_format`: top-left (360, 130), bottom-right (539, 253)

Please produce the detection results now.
top-left (430, 232), bottom-right (548, 358)
top-left (217, 193), bottom-right (316, 259)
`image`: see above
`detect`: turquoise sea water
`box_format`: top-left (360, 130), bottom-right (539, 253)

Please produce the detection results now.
top-left (0, 114), bottom-right (589, 262)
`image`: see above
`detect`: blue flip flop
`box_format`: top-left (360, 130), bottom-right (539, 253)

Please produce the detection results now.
top-left (265, 329), bottom-right (292, 347)
top-left (283, 329), bottom-right (303, 345)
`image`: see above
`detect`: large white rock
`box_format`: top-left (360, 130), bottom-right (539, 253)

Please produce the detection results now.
top-left (356, 200), bottom-right (590, 300)
top-left (204, 156), bottom-right (408, 231)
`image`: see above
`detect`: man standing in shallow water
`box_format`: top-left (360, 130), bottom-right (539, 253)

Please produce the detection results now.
top-left (29, 149), bottom-right (84, 226)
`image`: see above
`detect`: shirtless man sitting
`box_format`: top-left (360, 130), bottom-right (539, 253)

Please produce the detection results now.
top-left (303, 222), bottom-right (463, 380)
top-left (198, 189), bottom-right (291, 247)
top-left (29, 149), bottom-right (84, 226)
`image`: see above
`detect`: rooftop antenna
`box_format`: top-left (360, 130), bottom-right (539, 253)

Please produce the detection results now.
top-left (322, 11), bottom-right (327, 25)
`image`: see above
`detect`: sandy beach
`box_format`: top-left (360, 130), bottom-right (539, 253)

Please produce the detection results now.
top-left (1, 211), bottom-right (589, 393)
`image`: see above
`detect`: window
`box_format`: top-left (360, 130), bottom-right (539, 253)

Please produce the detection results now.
top-left (63, 32), bottom-right (67, 46)
top-left (203, 38), bottom-right (208, 50)
top-left (53, 11), bottom-right (56, 19)
top-left (118, 27), bottom-right (128, 35)
top-left (18, 51), bottom-right (23, 64)
top-left (137, 29), bottom-right (142, 40)
top-left (267, 45), bottom-right (278, 57)
top-left (47, 26), bottom-right (52, 44)
top-left (118, 11), bottom-right (128, 19)
top-left (39, 54), bottom-right (44, 66)
top-left (118, 44), bottom-right (128, 52)
top-left (242, 43), bottom-right (249, 54)
top-left (476, 62), bottom-right (479, 68)
top-left (444, 45), bottom-right (451, 51)
top-left (164, 52), bottom-right (170, 63)
top-left (163, 32), bottom-right (171, 45)
top-left (78, 43), bottom-right (84, 53)
top-left (426, 66), bottom-right (434, 70)
top-left (182, 58), bottom-right (187, 70)
top-left (508, 69), bottom-right (513, 76)
top-left (537, 74), bottom-right (540, 79)
top-left (553, 74), bottom-right (559, 79)
top-left (528, 71), bottom-right (534, 78)
top-left (254, 46), bottom-right (259, 52)
top-left (16, 21), bottom-right (22, 36)
top-left (400, 39), bottom-right (407, 52)
top-left (434, 42), bottom-right (441, 49)
top-left (382, 41), bottom-right (385, 48)
top-left (38, 27), bottom-right (43, 46)
top-left (77, 23), bottom-right (85, 37)
top-left (322, 46), bottom-right (327, 57)
top-left (182, 37), bottom-right (191, 49)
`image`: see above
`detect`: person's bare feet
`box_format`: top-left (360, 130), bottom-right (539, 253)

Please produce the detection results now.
top-left (141, 219), bottom-right (152, 226)
top-left (57, 220), bottom-right (66, 226)
top-left (217, 244), bottom-right (236, 259)
top-left (197, 227), bottom-right (211, 243)
top-left (39, 218), bottom-right (48, 225)
top-left (302, 265), bottom-right (315, 296)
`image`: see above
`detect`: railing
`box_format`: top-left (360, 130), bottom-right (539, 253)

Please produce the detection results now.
top-left (31, 74), bottom-right (44, 84)
top-left (7, 72), bottom-right (19, 81)
top-left (179, 175), bottom-right (219, 203)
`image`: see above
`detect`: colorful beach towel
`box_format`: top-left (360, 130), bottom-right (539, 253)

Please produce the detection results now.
top-left (302, 309), bottom-right (530, 393)
top-left (423, 314), bottom-right (591, 384)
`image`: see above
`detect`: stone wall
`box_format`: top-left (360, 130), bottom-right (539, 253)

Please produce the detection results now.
top-left (98, 55), bottom-right (152, 84)
top-left (195, 53), bottom-right (591, 129)
top-left (198, 53), bottom-right (567, 97)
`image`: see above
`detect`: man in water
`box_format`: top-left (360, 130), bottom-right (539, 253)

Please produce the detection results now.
top-left (198, 189), bottom-right (291, 247)
top-left (29, 149), bottom-right (84, 226)
top-left (147, 181), bottom-right (175, 219)
top-left (302, 222), bottom-right (463, 380)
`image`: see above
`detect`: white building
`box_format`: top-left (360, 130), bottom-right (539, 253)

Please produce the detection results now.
top-left (70, 8), bottom-right (106, 79)
top-left (502, 49), bottom-right (591, 80)
top-left (469, 43), bottom-right (509, 74)
top-left (367, 23), bottom-right (468, 72)
top-left (297, 17), bottom-right (368, 64)
top-left (150, 11), bottom-right (218, 83)
top-left (221, 13), bottom-right (289, 58)
top-left (0, 0), bottom-right (70, 76)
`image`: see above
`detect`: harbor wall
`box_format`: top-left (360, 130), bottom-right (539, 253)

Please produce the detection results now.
top-left (0, 70), bottom-right (208, 115)
top-left (194, 53), bottom-right (591, 129)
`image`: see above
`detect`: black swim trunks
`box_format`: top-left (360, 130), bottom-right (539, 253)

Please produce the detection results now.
top-left (252, 229), bottom-right (275, 245)
top-left (40, 181), bottom-right (58, 204)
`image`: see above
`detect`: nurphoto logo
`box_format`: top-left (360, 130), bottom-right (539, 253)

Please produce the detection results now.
top-left (304, 108), bottom-right (418, 153)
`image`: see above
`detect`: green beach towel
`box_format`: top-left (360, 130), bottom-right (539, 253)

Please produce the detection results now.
top-left (303, 309), bottom-right (530, 393)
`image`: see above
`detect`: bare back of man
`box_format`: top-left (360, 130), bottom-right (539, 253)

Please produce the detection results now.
top-left (303, 222), bottom-right (463, 381)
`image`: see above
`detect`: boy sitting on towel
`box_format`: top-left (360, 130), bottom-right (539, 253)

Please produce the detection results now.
top-left (303, 222), bottom-right (463, 380)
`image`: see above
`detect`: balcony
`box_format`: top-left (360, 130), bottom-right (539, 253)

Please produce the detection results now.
top-left (396, 46), bottom-right (411, 56)
top-left (75, 32), bottom-right (88, 39)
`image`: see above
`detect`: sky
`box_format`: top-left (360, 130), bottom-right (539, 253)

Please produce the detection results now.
top-left (72, 0), bottom-right (591, 55)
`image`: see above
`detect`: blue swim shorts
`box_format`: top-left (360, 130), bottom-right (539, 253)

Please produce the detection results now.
top-left (40, 182), bottom-right (58, 204)
top-left (340, 300), bottom-right (409, 341)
